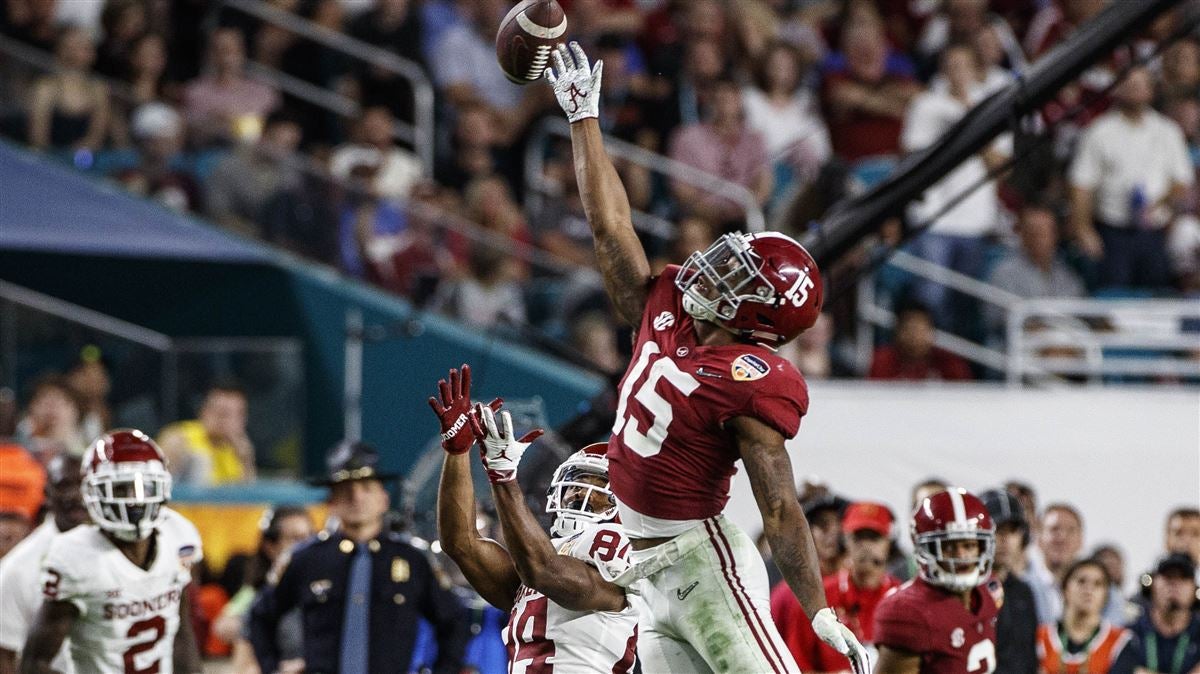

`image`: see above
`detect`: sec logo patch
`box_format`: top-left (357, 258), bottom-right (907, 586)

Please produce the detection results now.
top-left (731, 354), bottom-right (770, 381)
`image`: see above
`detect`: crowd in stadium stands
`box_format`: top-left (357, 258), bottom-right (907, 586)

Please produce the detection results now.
top-left (1, 0), bottom-right (1198, 383)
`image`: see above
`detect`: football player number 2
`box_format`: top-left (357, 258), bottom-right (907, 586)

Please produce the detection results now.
top-left (124, 615), bottom-right (165, 674)
top-left (612, 342), bottom-right (700, 457)
top-left (967, 639), bottom-right (997, 674)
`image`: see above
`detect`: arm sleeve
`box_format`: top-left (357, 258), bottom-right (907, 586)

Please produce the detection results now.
top-left (416, 554), bottom-right (469, 674)
top-left (874, 595), bottom-right (931, 654)
top-left (39, 542), bottom-right (88, 617)
top-left (720, 367), bottom-right (807, 440)
top-left (0, 559), bottom-right (29, 650)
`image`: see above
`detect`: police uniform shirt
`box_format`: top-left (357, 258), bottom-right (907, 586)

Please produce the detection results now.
top-left (249, 530), bottom-right (468, 674)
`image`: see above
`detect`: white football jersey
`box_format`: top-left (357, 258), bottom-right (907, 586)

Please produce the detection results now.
top-left (39, 508), bottom-right (202, 674)
top-left (502, 522), bottom-right (639, 674)
top-left (0, 519), bottom-right (73, 673)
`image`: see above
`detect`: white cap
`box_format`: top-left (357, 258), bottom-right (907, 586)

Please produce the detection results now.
top-left (131, 103), bottom-right (182, 140)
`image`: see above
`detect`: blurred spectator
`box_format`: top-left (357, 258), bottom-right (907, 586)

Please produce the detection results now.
top-left (1092, 543), bottom-right (1139, 626)
top-left (462, 174), bottom-right (535, 263)
top-left (183, 27), bottom-right (280, 147)
top-left (215, 505), bottom-right (314, 674)
top-left (914, 0), bottom-right (1024, 78)
top-left (347, 0), bottom-right (425, 123)
top-left (986, 204), bottom-right (1086, 338)
top-left (1025, 0), bottom-right (1107, 60)
top-left (1160, 38), bottom-right (1200, 103)
top-left (158, 383), bottom-right (257, 486)
top-left (15, 375), bottom-right (86, 460)
top-left (0, 454), bottom-right (85, 671)
top-left (1166, 507), bottom-right (1200, 565)
top-left (206, 110), bottom-right (304, 237)
top-left (902, 43), bottom-right (1010, 331)
top-left (262, 172), bottom-right (341, 267)
top-left (868, 300), bottom-right (974, 381)
top-left (743, 41), bottom-right (832, 185)
top-left (113, 102), bottom-right (201, 212)
top-left (781, 311), bottom-right (833, 380)
top-left (2, 0), bottom-right (59, 52)
top-left (434, 102), bottom-right (506, 193)
top-left (773, 501), bottom-right (900, 673)
top-left (1126, 554), bottom-right (1200, 673)
top-left (28, 26), bottom-right (111, 152)
top-left (592, 32), bottom-right (653, 142)
top-left (65, 346), bottom-right (111, 444)
top-left (1069, 67), bottom-right (1194, 289)
top-left (822, 22), bottom-right (921, 165)
top-left (94, 0), bottom-right (147, 80)
top-left (807, 493), bottom-right (850, 579)
top-left (125, 33), bottom-right (172, 107)
top-left (335, 148), bottom-right (409, 279)
top-left (1036, 558), bottom-right (1137, 674)
top-left (668, 77), bottom-right (772, 228)
top-left (979, 488), bottom-right (1038, 674)
top-left (431, 243), bottom-right (527, 330)
top-left (0, 442), bottom-right (44, 528)
top-left (1028, 502), bottom-right (1085, 625)
top-left (653, 37), bottom-right (727, 146)
top-left (430, 0), bottom-right (545, 143)
top-left (331, 106), bottom-right (423, 201)
top-left (1006, 479), bottom-right (1040, 538)
top-left (569, 311), bottom-right (623, 375)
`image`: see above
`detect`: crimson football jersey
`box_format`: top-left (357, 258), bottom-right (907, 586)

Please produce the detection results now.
top-left (874, 578), bottom-right (1001, 674)
top-left (607, 266), bottom-right (809, 522)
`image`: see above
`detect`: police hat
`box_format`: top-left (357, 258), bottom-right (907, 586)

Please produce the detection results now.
top-left (310, 440), bottom-right (399, 486)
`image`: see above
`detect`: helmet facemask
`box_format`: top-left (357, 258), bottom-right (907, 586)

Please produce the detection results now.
top-left (914, 530), bottom-right (995, 592)
top-left (546, 455), bottom-right (617, 539)
top-left (83, 460), bottom-right (171, 542)
top-left (675, 233), bottom-right (776, 331)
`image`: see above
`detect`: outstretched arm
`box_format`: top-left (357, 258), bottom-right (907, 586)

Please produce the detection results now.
top-left (546, 43), bottom-right (651, 325)
top-left (429, 366), bottom-right (521, 611)
top-left (733, 416), bottom-right (870, 674)
top-left (491, 479), bottom-right (626, 612)
top-left (476, 405), bottom-right (626, 612)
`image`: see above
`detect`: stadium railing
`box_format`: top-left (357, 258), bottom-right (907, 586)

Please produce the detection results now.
top-left (210, 0), bottom-right (436, 174)
top-left (856, 251), bottom-right (1200, 386)
top-left (524, 117), bottom-right (768, 237)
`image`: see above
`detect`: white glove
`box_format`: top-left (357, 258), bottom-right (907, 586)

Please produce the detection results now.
top-left (544, 41), bottom-right (603, 124)
top-left (475, 404), bottom-right (544, 483)
top-left (811, 607), bottom-right (872, 674)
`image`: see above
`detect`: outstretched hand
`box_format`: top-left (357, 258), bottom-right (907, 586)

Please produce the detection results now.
top-left (427, 365), bottom-right (501, 455)
top-left (473, 403), bottom-right (544, 483)
top-left (544, 41), bottom-right (603, 124)
top-left (811, 607), bottom-right (872, 674)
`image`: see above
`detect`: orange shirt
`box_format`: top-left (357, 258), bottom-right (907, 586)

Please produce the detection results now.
top-left (1036, 622), bottom-right (1131, 674)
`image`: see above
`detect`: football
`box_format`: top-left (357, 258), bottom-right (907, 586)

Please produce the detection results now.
top-left (495, 0), bottom-right (567, 85)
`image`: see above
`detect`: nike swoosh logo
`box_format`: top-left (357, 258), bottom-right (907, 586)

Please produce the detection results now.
top-left (676, 581), bottom-right (699, 601)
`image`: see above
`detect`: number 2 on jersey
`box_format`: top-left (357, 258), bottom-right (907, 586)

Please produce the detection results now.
top-left (123, 615), bottom-right (166, 674)
top-left (612, 342), bottom-right (700, 457)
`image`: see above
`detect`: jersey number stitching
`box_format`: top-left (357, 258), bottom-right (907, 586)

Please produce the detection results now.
top-left (967, 638), bottom-right (997, 673)
top-left (42, 569), bottom-right (62, 600)
top-left (510, 596), bottom-right (552, 674)
top-left (612, 342), bottom-right (701, 458)
top-left (123, 615), bottom-right (167, 674)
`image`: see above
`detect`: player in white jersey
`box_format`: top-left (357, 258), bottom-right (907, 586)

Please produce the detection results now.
top-left (0, 455), bottom-right (88, 674)
top-left (21, 430), bottom-right (202, 674)
top-left (430, 366), bottom-right (638, 673)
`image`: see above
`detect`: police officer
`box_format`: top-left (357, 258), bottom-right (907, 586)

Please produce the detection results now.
top-left (249, 441), bottom-right (468, 674)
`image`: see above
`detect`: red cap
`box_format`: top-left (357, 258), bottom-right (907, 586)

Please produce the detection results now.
top-left (842, 501), bottom-right (893, 537)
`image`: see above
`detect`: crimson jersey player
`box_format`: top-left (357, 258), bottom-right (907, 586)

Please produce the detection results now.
top-left (874, 488), bottom-right (1002, 674)
top-left (544, 41), bottom-right (868, 673)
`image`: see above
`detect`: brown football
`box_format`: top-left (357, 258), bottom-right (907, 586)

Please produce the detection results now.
top-left (495, 0), bottom-right (567, 85)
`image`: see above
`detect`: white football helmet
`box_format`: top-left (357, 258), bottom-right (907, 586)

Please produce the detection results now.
top-left (546, 443), bottom-right (618, 538)
top-left (82, 429), bottom-right (172, 542)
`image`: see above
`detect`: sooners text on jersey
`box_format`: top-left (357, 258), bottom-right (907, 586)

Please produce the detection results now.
top-left (607, 267), bottom-right (809, 521)
top-left (874, 577), bottom-right (1001, 674)
top-left (502, 523), bottom-right (637, 674)
top-left (39, 508), bottom-right (201, 674)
